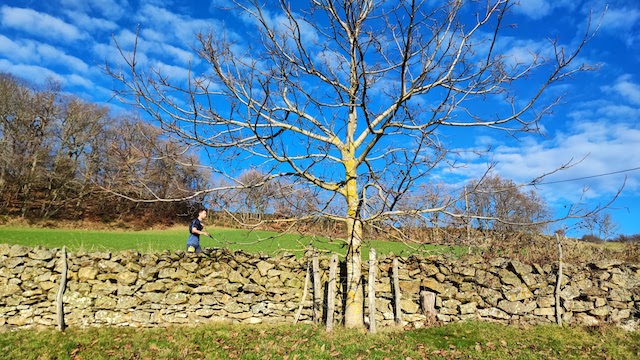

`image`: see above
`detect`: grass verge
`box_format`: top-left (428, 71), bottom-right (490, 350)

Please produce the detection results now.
top-left (1, 322), bottom-right (638, 359)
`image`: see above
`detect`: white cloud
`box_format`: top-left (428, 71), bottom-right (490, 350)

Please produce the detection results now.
top-left (512, 0), bottom-right (578, 20)
top-left (0, 59), bottom-right (62, 85)
top-left (0, 35), bottom-right (89, 73)
top-left (0, 6), bottom-right (85, 42)
top-left (60, 0), bottom-right (128, 19)
top-left (65, 11), bottom-right (119, 33)
top-left (599, 7), bottom-right (640, 33)
top-left (150, 60), bottom-right (190, 81)
top-left (513, 0), bottom-right (552, 20)
top-left (601, 75), bottom-right (640, 105)
top-left (136, 5), bottom-right (216, 45)
top-left (66, 73), bottom-right (96, 89)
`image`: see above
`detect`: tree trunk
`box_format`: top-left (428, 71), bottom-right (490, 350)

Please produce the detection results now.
top-left (344, 216), bottom-right (364, 328)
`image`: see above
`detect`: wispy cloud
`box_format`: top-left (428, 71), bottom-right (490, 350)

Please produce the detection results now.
top-left (0, 59), bottom-right (62, 84)
top-left (0, 35), bottom-right (89, 73)
top-left (512, 0), bottom-right (578, 20)
top-left (64, 11), bottom-right (119, 33)
top-left (59, 0), bottom-right (128, 19)
top-left (599, 6), bottom-right (640, 33)
top-left (135, 4), bottom-right (219, 45)
top-left (0, 6), bottom-right (86, 42)
top-left (602, 74), bottom-right (640, 105)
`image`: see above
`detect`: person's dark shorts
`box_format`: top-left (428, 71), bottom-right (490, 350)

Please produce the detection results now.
top-left (186, 234), bottom-right (201, 253)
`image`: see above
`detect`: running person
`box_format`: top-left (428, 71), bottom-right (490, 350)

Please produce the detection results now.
top-left (186, 208), bottom-right (209, 253)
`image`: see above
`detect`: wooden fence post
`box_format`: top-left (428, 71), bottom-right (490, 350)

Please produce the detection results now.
top-left (294, 260), bottom-right (310, 324)
top-left (555, 233), bottom-right (564, 326)
top-left (368, 248), bottom-right (377, 334)
top-left (393, 257), bottom-right (402, 325)
top-left (421, 290), bottom-right (436, 318)
top-left (326, 254), bottom-right (338, 332)
top-left (312, 253), bottom-right (321, 322)
top-left (56, 246), bottom-right (68, 332)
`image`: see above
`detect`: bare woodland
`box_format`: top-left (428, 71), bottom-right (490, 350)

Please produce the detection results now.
top-left (0, 74), bottom-right (208, 223)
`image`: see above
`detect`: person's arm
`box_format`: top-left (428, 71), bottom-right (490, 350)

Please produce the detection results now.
top-left (190, 222), bottom-right (209, 237)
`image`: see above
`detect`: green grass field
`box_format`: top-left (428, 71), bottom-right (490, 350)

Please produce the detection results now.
top-left (0, 225), bottom-right (462, 259)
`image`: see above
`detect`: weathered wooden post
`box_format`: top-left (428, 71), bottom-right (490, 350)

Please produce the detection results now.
top-left (555, 233), bottom-right (564, 326)
top-left (368, 248), bottom-right (377, 333)
top-left (326, 254), bottom-right (338, 332)
top-left (421, 290), bottom-right (436, 319)
top-left (392, 257), bottom-right (402, 325)
top-left (312, 253), bottom-right (321, 322)
top-left (294, 260), bottom-right (310, 324)
top-left (56, 246), bottom-right (68, 332)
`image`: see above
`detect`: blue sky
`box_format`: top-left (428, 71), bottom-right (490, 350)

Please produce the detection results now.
top-left (1, 0), bottom-right (639, 237)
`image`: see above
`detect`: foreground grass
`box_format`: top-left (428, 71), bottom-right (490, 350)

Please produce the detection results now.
top-left (0, 226), bottom-right (462, 259)
top-left (1, 322), bottom-right (638, 359)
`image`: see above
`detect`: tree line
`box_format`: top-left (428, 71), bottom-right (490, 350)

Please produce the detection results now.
top-left (0, 73), bottom-right (209, 224)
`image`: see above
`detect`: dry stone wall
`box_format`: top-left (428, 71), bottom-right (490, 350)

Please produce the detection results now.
top-left (1, 244), bottom-right (638, 330)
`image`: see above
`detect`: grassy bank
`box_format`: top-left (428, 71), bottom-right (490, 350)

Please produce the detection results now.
top-left (1, 322), bottom-right (638, 359)
top-left (0, 226), bottom-right (462, 259)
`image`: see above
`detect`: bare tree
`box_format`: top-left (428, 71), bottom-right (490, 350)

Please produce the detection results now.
top-left (465, 174), bottom-right (551, 233)
top-left (107, 0), bottom-right (603, 328)
top-left (580, 211), bottom-right (620, 241)
top-left (0, 74), bottom-right (59, 216)
top-left (236, 169), bottom-right (280, 220)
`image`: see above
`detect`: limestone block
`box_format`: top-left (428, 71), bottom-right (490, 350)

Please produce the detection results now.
top-left (537, 296), bottom-right (555, 308)
top-left (477, 307), bottom-right (511, 320)
top-left (8, 245), bottom-right (30, 257)
top-left (533, 307), bottom-right (555, 316)
top-left (94, 296), bottom-right (117, 309)
top-left (564, 300), bottom-right (594, 312)
top-left (575, 313), bottom-right (600, 326)
top-left (474, 270), bottom-right (501, 289)
top-left (559, 285), bottom-right (580, 300)
top-left (228, 270), bottom-right (250, 285)
top-left (138, 266), bottom-right (159, 281)
top-left (117, 271), bottom-right (138, 285)
top-left (498, 269), bottom-right (522, 286)
top-left (478, 287), bottom-right (502, 307)
top-left (0, 284), bottom-right (21, 298)
top-left (142, 282), bottom-right (165, 292)
top-left (165, 293), bottom-right (188, 305)
top-left (399, 280), bottom-right (421, 294)
top-left (420, 263), bottom-right (440, 276)
top-left (497, 300), bottom-right (536, 315)
top-left (28, 248), bottom-right (55, 261)
top-left (460, 302), bottom-right (477, 315)
top-left (117, 296), bottom-right (140, 309)
top-left (180, 262), bottom-right (199, 272)
top-left (589, 306), bottom-right (610, 317)
top-left (504, 285), bottom-right (534, 302)
top-left (91, 282), bottom-right (118, 295)
top-left (400, 299), bottom-right (420, 314)
top-left (610, 309), bottom-right (631, 321)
